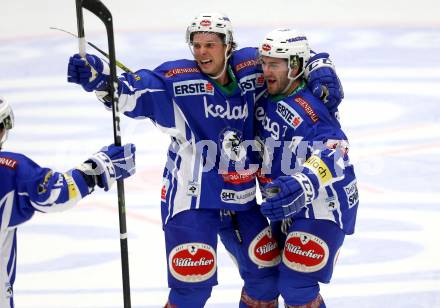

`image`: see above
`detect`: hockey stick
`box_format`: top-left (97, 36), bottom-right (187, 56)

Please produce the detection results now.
top-left (75, 1), bottom-right (131, 307)
top-left (50, 27), bottom-right (133, 73)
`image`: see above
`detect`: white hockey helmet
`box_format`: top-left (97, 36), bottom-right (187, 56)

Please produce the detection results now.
top-left (259, 28), bottom-right (311, 72)
top-left (0, 96), bottom-right (14, 149)
top-left (186, 12), bottom-right (234, 45)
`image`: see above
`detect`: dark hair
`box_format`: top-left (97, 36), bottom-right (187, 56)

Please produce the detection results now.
top-left (190, 32), bottom-right (237, 51)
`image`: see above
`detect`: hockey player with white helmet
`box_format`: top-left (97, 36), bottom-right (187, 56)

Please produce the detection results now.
top-left (67, 13), bottom-right (344, 307)
top-left (255, 28), bottom-right (359, 307)
top-left (0, 97), bottom-right (136, 308)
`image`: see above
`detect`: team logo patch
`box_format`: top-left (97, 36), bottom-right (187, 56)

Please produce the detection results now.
top-left (220, 187), bottom-right (256, 204)
top-left (5, 282), bottom-right (12, 298)
top-left (294, 97), bottom-right (319, 123)
top-left (186, 181), bottom-right (200, 197)
top-left (276, 100), bottom-right (304, 129)
top-left (262, 44), bottom-right (271, 51)
top-left (37, 171), bottom-right (53, 194)
top-left (173, 79), bottom-right (214, 96)
top-left (248, 227), bottom-right (281, 267)
top-left (283, 231), bottom-right (329, 273)
top-left (220, 129), bottom-right (246, 162)
top-left (344, 179), bottom-right (359, 208)
top-left (0, 157), bottom-right (17, 169)
top-left (200, 19), bottom-right (211, 26)
top-left (169, 243), bottom-right (216, 282)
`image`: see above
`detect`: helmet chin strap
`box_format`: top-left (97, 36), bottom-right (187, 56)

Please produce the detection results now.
top-left (208, 47), bottom-right (231, 80)
top-left (282, 65), bottom-right (304, 95)
top-left (0, 129), bottom-right (8, 150)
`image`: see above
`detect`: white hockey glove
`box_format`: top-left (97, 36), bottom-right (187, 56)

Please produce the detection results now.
top-left (77, 143), bottom-right (136, 191)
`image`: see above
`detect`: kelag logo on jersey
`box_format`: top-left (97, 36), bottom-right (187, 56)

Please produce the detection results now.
top-left (173, 79), bottom-right (214, 97)
top-left (238, 73), bottom-right (265, 94)
top-left (276, 100), bottom-right (303, 129)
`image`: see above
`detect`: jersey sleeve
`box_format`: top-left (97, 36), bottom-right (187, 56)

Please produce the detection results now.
top-left (15, 156), bottom-right (93, 214)
top-left (96, 66), bottom-right (177, 131)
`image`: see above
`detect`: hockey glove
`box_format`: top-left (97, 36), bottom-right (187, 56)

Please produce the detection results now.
top-left (305, 52), bottom-right (344, 112)
top-left (67, 54), bottom-right (110, 92)
top-left (260, 173), bottom-right (314, 221)
top-left (78, 143), bottom-right (136, 191)
top-left (260, 147), bottom-right (347, 221)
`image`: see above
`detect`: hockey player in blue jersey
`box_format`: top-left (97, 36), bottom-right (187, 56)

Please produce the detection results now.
top-left (67, 13), bottom-right (344, 308)
top-left (0, 97), bottom-right (136, 308)
top-left (255, 29), bottom-right (359, 307)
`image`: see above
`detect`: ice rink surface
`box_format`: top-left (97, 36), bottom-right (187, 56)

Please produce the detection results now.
top-left (1, 0), bottom-right (440, 307)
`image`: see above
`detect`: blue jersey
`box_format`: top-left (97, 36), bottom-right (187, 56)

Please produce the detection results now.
top-left (254, 84), bottom-right (359, 234)
top-left (109, 48), bottom-right (265, 224)
top-left (0, 151), bottom-right (91, 308)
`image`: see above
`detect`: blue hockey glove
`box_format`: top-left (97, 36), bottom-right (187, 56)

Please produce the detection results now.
top-left (78, 143), bottom-right (136, 191)
top-left (305, 52), bottom-right (344, 112)
top-left (260, 173), bottom-right (315, 221)
top-left (67, 54), bottom-right (109, 92)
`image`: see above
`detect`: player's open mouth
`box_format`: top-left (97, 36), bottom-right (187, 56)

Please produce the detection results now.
top-left (200, 59), bottom-right (212, 66)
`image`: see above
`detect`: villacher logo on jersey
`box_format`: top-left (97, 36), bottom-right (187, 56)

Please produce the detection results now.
top-left (282, 231), bottom-right (329, 273)
top-left (169, 243), bottom-right (216, 283)
top-left (248, 226), bottom-right (281, 267)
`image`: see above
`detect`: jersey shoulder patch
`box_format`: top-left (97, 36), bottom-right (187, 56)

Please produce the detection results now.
top-left (155, 59), bottom-right (202, 79)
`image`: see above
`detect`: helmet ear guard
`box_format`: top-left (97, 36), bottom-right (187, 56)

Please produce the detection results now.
top-left (0, 96), bottom-right (14, 149)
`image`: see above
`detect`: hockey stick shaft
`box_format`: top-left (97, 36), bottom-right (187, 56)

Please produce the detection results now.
top-left (75, 1), bottom-right (131, 307)
top-left (50, 27), bottom-right (133, 73)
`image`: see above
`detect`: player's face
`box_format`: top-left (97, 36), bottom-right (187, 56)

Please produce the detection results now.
top-left (191, 33), bottom-right (228, 78)
top-left (261, 56), bottom-right (290, 95)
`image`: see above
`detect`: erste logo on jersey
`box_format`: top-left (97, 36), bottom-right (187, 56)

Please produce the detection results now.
top-left (344, 179), bottom-right (359, 208)
top-left (169, 243), bottom-right (216, 282)
top-left (276, 100), bottom-right (304, 129)
top-left (173, 79), bottom-right (214, 97)
top-left (238, 73), bottom-right (265, 94)
top-left (283, 231), bottom-right (329, 273)
top-left (248, 227), bottom-right (281, 267)
top-left (221, 187), bottom-right (256, 204)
